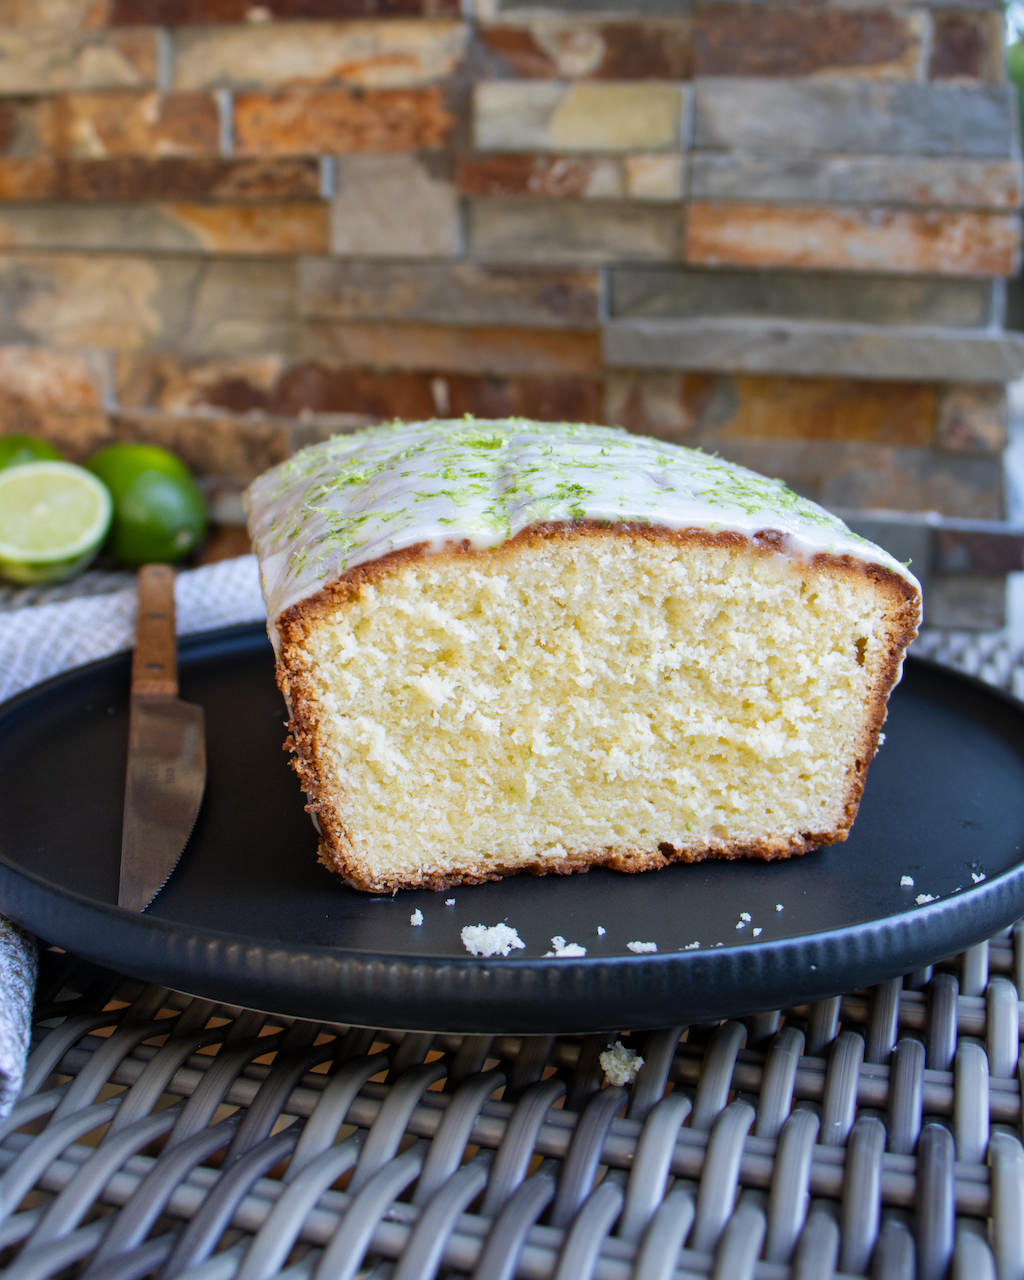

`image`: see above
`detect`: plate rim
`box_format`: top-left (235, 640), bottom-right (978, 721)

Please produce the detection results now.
top-left (1, 624), bottom-right (1022, 1033)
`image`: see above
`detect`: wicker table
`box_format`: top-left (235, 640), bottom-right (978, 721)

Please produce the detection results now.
top-left (1, 594), bottom-right (1023, 1279)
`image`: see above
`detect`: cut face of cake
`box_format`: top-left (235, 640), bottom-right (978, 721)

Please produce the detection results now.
top-left (246, 418), bottom-right (921, 894)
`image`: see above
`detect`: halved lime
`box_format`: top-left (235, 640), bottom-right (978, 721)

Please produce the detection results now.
top-left (0, 461), bottom-right (113, 584)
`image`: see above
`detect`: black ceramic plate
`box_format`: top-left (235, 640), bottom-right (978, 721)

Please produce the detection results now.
top-left (1, 624), bottom-right (1023, 1034)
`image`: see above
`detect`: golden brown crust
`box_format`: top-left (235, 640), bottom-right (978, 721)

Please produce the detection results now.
top-left (315, 829), bottom-right (849, 895)
top-left (274, 520), bottom-right (922, 895)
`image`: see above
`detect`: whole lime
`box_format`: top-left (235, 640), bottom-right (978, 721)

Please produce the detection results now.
top-left (0, 434), bottom-right (63, 470)
top-left (87, 443), bottom-right (207, 567)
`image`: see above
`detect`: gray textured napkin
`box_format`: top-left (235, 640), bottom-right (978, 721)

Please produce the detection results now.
top-left (0, 554), bottom-right (264, 703)
top-left (0, 922), bottom-right (36, 1121)
top-left (0, 555), bottom-right (266, 1118)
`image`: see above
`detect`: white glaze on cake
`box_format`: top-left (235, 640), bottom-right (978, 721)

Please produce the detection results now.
top-left (246, 417), bottom-right (919, 640)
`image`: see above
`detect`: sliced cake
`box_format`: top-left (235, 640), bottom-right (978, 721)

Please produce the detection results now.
top-left (246, 418), bottom-right (921, 893)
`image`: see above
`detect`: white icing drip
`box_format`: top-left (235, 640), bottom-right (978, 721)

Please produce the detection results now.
top-left (245, 417), bottom-right (920, 639)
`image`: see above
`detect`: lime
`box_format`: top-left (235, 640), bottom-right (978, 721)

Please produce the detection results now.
top-left (0, 461), bottom-right (113, 584)
top-left (0, 434), bottom-right (63, 470)
top-left (87, 443), bottom-right (207, 568)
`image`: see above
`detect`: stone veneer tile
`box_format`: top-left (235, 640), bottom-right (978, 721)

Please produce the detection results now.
top-left (0, 159), bottom-right (59, 200)
top-left (625, 153), bottom-right (684, 199)
top-left (475, 20), bottom-right (692, 79)
top-left (472, 0), bottom-right (687, 16)
top-left (0, 252), bottom-right (297, 354)
top-left (60, 91), bottom-right (220, 158)
top-left (606, 369), bottom-right (938, 446)
top-left (182, 258), bottom-right (299, 354)
top-left (299, 320), bottom-right (603, 374)
top-left (330, 154), bottom-right (459, 258)
top-left (111, 411), bottom-right (293, 480)
top-left (251, 365), bottom-right (443, 418)
top-left (606, 405), bottom-right (1004, 520)
top-left (458, 153), bottom-right (624, 199)
top-left (684, 202), bottom-right (1021, 277)
top-left (930, 526), bottom-right (1024, 576)
top-left (0, 156), bottom-right (322, 202)
top-left (445, 372), bottom-right (603, 421)
top-left (711, 372), bottom-right (940, 448)
top-left (0, 410), bottom-right (112, 458)
top-left (172, 19), bottom-right (467, 91)
top-left (0, 251), bottom-right (179, 349)
top-left (0, 0), bottom-right (109, 25)
top-left (819, 446), bottom-right (1005, 521)
top-left (603, 369), bottom-right (692, 436)
top-left (156, 202), bottom-right (329, 253)
top-left (474, 81), bottom-right (684, 152)
top-left (0, 202), bottom-right (329, 254)
top-left (115, 361), bottom-right (603, 421)
top-left (693, 1), bottom-right (1001, 11)
top-left (56, 156), bottom-right (322, 201)
top-left (0, 29), bottom-right (156, 96)
top-left (457, 152), bottom-right (682, 200)
top-left (0, 99), bottom-right (61, 158)
top-left (603, 317), bottom-right (1024, 383)
top-left (688, 152), bottom-right (1022, 210)
top-left (609, 266), bottom-right (995, 328)
top-left (935, 384), bottom-right (1008, 453)
top-left (924, 576), bottom-right (1007, 632)
top-left (468, 197), bottom-right (683, 263)
top-left (693, 80), bottom-right (1017, 157)
top-left (299, 259), bottom-right (601, 328)
top-left (0, 346), bottom-right (107, 412)
top-left (929, 11), bottom-right (1004, 83)
top-left (693, 7), bottom-right (923, 79)
top-left (115, 352), bottom-right (286, 412)
top-left (233, 86), bottom-right (452, 154)
top-left (108, 0), bottom-right (459, 20)
top-left (707, 437), bottom-right (1004, 521)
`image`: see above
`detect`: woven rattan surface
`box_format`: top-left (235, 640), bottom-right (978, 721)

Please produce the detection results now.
top-left (1, 626), bottom-right (1022, 1279)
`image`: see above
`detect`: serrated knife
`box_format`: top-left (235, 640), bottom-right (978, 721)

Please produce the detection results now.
top-left (119, 563), bottom-right (206, 911)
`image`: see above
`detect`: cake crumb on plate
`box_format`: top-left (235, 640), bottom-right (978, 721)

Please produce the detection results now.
top-left (545, 936), bottom-right (587, 958)
top-left (900, 875), bottom-right (915, 887)
top-left (461, 923), bottom-right (525, 957)
top-left (409, 909), bottom-right (423, 926)
top-left (627, 940), bottom-right (658, 954)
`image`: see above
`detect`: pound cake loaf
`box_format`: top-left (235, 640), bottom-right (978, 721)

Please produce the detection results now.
top-left (246, 418), bottom-right (921, 894)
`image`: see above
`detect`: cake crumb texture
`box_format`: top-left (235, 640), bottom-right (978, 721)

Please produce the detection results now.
top-left (460, 923), bottom-right (525, 957)
top-left (546, 936), bottom-right (588, 957)
top-left (600, 1041), bottom-right (645, 1085)
top-left (281, 524), bottom-right (917, 892)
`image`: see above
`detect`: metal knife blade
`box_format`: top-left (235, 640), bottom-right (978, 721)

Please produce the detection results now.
top-left (119, 563), bottom-right (206, 912)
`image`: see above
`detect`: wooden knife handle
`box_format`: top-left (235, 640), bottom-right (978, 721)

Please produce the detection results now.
top-left (132, 564), bottom-right (178, 699)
